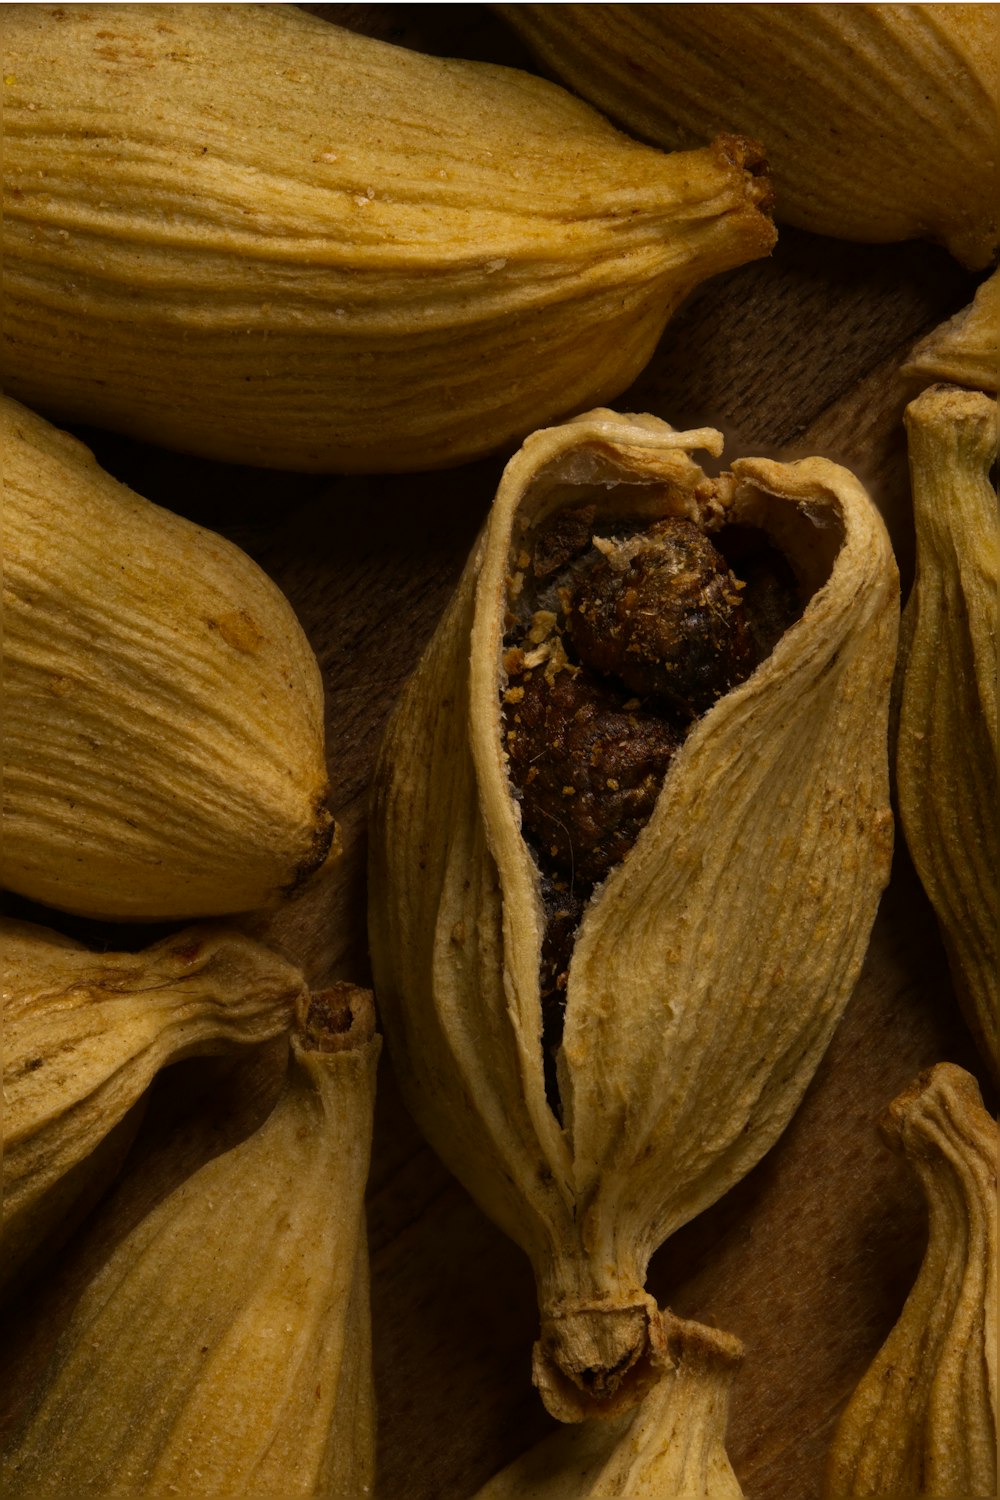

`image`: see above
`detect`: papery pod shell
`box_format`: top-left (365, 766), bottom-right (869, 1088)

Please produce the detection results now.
top-left (369, 409), bottom-right (898, 1419)
top-left (1, 396), bottom-right (335, 919)
top-left (2, 985), bottom-right (381, 1500)
top-left (903, 268), bottom-right (1000, 393)
top-left (1, 917), bottom-right (306, 1298)
top-left (0, 4), bottom-right (775, 472)
top-left (501, 3), bottom-right (1000, 268)
top-left (474, 1311), bottom-right (744, 1498)
top-left (824, 1063), bottom-right (999, 1498)
top-left (896, 387), bottom-right (999, 1078)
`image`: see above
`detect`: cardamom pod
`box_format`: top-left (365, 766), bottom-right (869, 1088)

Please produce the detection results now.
top-left (369, 408), bottom-right (898, 1420)
top-left (2, 395), bottom-right (335, 919)
top-left (500, 4), bottom-right (1000, 268)
top-left (1, 917), bottom-right (305, 1299)
top-left (2, 984), bottom-right (380, 1500)
top-left (473, 1312), bottom-right (744, 1498)
top-left (1, 5), bottom-right (774, 472)
top-left (903, 268), bottom-right (1000, 393)
top-left (824, 1063), bottom-right (998, 1498)
top-left (896, 386), bottom-right (999, 1078)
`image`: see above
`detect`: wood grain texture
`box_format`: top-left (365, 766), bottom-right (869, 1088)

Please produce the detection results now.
top-left (0, 7), bottom-right (994, 1499)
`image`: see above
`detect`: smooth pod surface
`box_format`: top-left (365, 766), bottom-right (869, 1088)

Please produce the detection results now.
top-left (1, 396), bottom-right (335, 919)
top-left (1, 4), bottom-right (775, 470)
top-left (903, 268), bottom-right (1000, 393)
top-left (369, 409), bottom-right (898, 1419)
top-left (502, 3), bottom-right (1000, 267)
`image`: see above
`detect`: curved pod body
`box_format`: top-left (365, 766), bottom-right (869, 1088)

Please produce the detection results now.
top-left (369, 410), bottom-right (898, 1419)
top-left (503, 3), bottom-right (1000, 268)
top-left (1, 397), bottom-right (333, 919)
top-left (0, 5), bottom-right (775, 472)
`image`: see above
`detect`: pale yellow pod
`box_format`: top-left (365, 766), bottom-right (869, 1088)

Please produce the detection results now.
top-left (1, 918), bottom-right (305, 1298)
top-left (0, 4), bottom-right (775, 471)
top-left (2, 986), bottom-right (381, 1500)
top-left (896, 386), bottom-right (999, 1078)
top-left (824, 1063), bottom-right (998, 1498)
top-left (1, 396), bottom-right (335, 919)
top-left (474, 1312), bottom-right (744, 1499)
top-left (368, 409), bottom-right (898, 1420)
top-left (502, 4), bottom-right (1000, 268)
top-left (903, 268), bottom-right (1000, 393)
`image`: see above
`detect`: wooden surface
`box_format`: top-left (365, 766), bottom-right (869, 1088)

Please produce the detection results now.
top-left (1, 8), bottom-right (996, 1499)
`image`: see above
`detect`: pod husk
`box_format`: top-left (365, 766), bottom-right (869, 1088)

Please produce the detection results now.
top-left (824, 1063), bottom-right (998, 1498)
top-left (1, 917), bottom-right (305, 1298)
top-left (474, 1311), bottom-right (744, 1498)
top-left (1, 4), bottom-right (775, 472)
top-left (2, 986), bottom-right (380, 1500)
top-left (896, 386), bottom-right (999, 1078)
top-left (903, 268), bottom-right (1000, 394)
top-left (369, 408), bottom-right (898, 1420)
top-left (1, 396), bottom-right (335, 919)
top-left (501, 3), bottom-right (1000, 268)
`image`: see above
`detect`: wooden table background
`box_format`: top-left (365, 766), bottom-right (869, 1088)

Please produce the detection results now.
top-left (1, 7), bottom-right (995, 1498)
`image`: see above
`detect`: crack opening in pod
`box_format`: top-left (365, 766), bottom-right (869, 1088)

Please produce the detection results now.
top-left (498, 454), bottom-right (847, 1122)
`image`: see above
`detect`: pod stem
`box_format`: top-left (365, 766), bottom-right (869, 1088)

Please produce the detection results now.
top-left (533, 1290), bottom-right (668, 1421)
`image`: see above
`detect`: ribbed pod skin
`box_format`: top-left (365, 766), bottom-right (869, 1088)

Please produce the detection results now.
top-left (502, 4), bottom-right (1000, 268)
top-left (2, 919), bottom-right (306, 1298)
top-left (896, 387), bottom-right (999, 1078)
top-left (0, 4), bottom-right (774, 471)
top-left (824, 1065), bottom-right (998, 1498)
top-left (2, 990), bottom-right (381, 1500)
top-left (1, 396), bottom-right (334, 919)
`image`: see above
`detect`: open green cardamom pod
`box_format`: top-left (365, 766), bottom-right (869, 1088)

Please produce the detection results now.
top-left (369, 408), bottom-right (898, 1420)
top-left (824, 1063), bottom-right (998, 1498)
top-left (474, 1311), bottom-right (744, 1498)
top-left (500, 4), bottom-right (1000, 268)
top-left (1, 5), bottom-right (775, 472)
top-left (903, 268), bottom-right (1000, 393)
top-left (1, 917), bottom-right (305, 1299)
top-left (896, 386), bottom-right (999, 1078)
top-left (2, 395), bottom-right (335, 919)
top-left (2, 984), bottom-right (380, 1500)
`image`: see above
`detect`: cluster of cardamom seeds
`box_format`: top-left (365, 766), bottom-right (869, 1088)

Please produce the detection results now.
top-left (2, 4), bottom-right (997, 1498)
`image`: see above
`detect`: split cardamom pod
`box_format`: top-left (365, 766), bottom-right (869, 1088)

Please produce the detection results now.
top-left (824, 1063), bottom-right (998, 1498)
top-left (473, 1312), bottom-right (744, 1498)
top-left (501, 4), bottom-right (1000, 268)
top-left (369, 408), bottom-right (898, 1420)
top-left (896, 386), bottom-right (999, 1078)
top-left (1, 5), bottom-right (775, 471)
top-left (2, 395), bottom-right (335, 919)
top-left (2, 984), bottom-right (380, 1500)
top-left (1, 917), bottom-right (305, 1299)
top-left (903, 268), bottom-right (1000, 393)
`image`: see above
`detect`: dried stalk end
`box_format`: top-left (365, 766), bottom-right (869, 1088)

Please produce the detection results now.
top-left (500, 5), bottom-right (1000, 267)
top-left (478, 1311), bottom-right (745, 1497)
top-left (369, 408), bottom-right (897, 1422)
top-left (824, 1063), bottom-right (998, 1498)
top-left (1, 397), bottom-right (334, 920)
top-left (1, 919), bottom-right (305, 1300)
top-left (903, 268), bottom-right (1000, 394)
top-left (2, 998), bottom-right (381, 1500)
top-left (896, 386), bottom-right (999, 1078)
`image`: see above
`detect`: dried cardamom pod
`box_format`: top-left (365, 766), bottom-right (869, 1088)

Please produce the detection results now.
top-left (824, 1063), bottom-right (998, 1498)
top-left (2, 984), bottom-right (380, 1500)
top-left (473, 1312), bottom-right (744, 1498)
top-left (369, 408), bottom-right (898, 1420)
top-left (903, 267), bottom-right (1000, 393)
top-left (500, 4), bottom-right (1000, 268)
top-left (2, 396), bottom-right (335, 919)
top-left (896, 386), bottom-right (999, 1078)
top-left (1, 5), bottom-right (775, 472)
top-left (1, 917), bottom-right (306, 1299)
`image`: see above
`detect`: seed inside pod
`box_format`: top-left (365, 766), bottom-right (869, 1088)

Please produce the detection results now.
top-left (502, 503), bottom-right (800, 1114)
